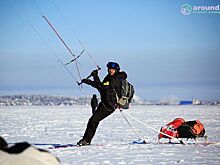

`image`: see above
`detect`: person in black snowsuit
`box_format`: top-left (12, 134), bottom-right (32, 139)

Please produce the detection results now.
top-left (77, 62), bottom-right (127, 146)
top-left (91, 94), bottom-right (98, 114)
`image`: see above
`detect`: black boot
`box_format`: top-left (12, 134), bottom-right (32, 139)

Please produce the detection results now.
top-left (77, 139), bottom-right (91, 146)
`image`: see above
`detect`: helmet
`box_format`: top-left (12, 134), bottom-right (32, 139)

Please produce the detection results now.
top-left (106, 62), bottom-right (120, 70)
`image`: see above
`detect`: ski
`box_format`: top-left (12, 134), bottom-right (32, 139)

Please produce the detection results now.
top-left (32, 143), bottom-right (105, 149)
top-left (31, 141), bottom-right (147, 149)
top-left (9, 140), bottom-right (218, 150)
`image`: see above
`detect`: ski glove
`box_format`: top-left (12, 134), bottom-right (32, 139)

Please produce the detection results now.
top-left (81, 79), bottom-right (92, 84)
top-left (90, 70), bottom-right (98, 77)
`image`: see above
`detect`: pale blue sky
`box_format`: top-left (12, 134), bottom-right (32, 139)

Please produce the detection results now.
top-left (0, 0), bottom-right (220, 100)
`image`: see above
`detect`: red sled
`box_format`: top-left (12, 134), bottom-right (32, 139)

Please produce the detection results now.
top-left (158, 118), bottom-right (205, 141)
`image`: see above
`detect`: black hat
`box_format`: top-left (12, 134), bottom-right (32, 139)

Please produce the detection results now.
top-left (106, 62), bottom-right (120, 70)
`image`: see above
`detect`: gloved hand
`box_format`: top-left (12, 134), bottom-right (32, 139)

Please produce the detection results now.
top-left (90, 70), bottom-right (98, 77)
top-left (81, 79), bottom-right (91, 84)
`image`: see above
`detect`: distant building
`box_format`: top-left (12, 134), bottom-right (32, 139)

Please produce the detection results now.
top-left (193, 98), bottom-right (201, 105)
top-left (179, 101), bottom-right (193, 105)
top-left (179, 98), bottom-right (201, 105)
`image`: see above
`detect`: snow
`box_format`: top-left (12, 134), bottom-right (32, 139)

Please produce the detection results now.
top-left (0, 105), bottom-right (220, 164)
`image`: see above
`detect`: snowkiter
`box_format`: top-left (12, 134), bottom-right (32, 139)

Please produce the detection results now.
top-left (91, 94), bottom-right (98, 114)
top-left (77, 62), bottom-right (127, 146)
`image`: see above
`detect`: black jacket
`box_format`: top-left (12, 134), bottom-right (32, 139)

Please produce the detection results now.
top-left (84, 71), bottom-right (127, 111)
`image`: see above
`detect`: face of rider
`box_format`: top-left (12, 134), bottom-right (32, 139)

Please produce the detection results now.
top-left (108, 68), bottom-right (116, 76)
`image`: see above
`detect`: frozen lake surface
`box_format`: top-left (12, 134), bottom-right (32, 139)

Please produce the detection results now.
top-left (0, 105), bottom-right (220, 164)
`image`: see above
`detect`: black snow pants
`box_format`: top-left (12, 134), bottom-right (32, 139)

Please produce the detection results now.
top-left (83, 102), bottom-right (114, 142)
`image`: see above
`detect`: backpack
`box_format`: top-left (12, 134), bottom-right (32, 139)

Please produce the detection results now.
top-left (115, 79), bottom-right (134, 109)
top-left (177, 120), bottom-right (205, 139)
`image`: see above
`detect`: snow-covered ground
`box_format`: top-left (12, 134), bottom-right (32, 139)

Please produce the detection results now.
top-left (0, 105), bottom-right (220, 164)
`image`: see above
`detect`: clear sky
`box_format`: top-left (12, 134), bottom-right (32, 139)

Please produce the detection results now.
top-left (0, 0), bottom-right (220, 101)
